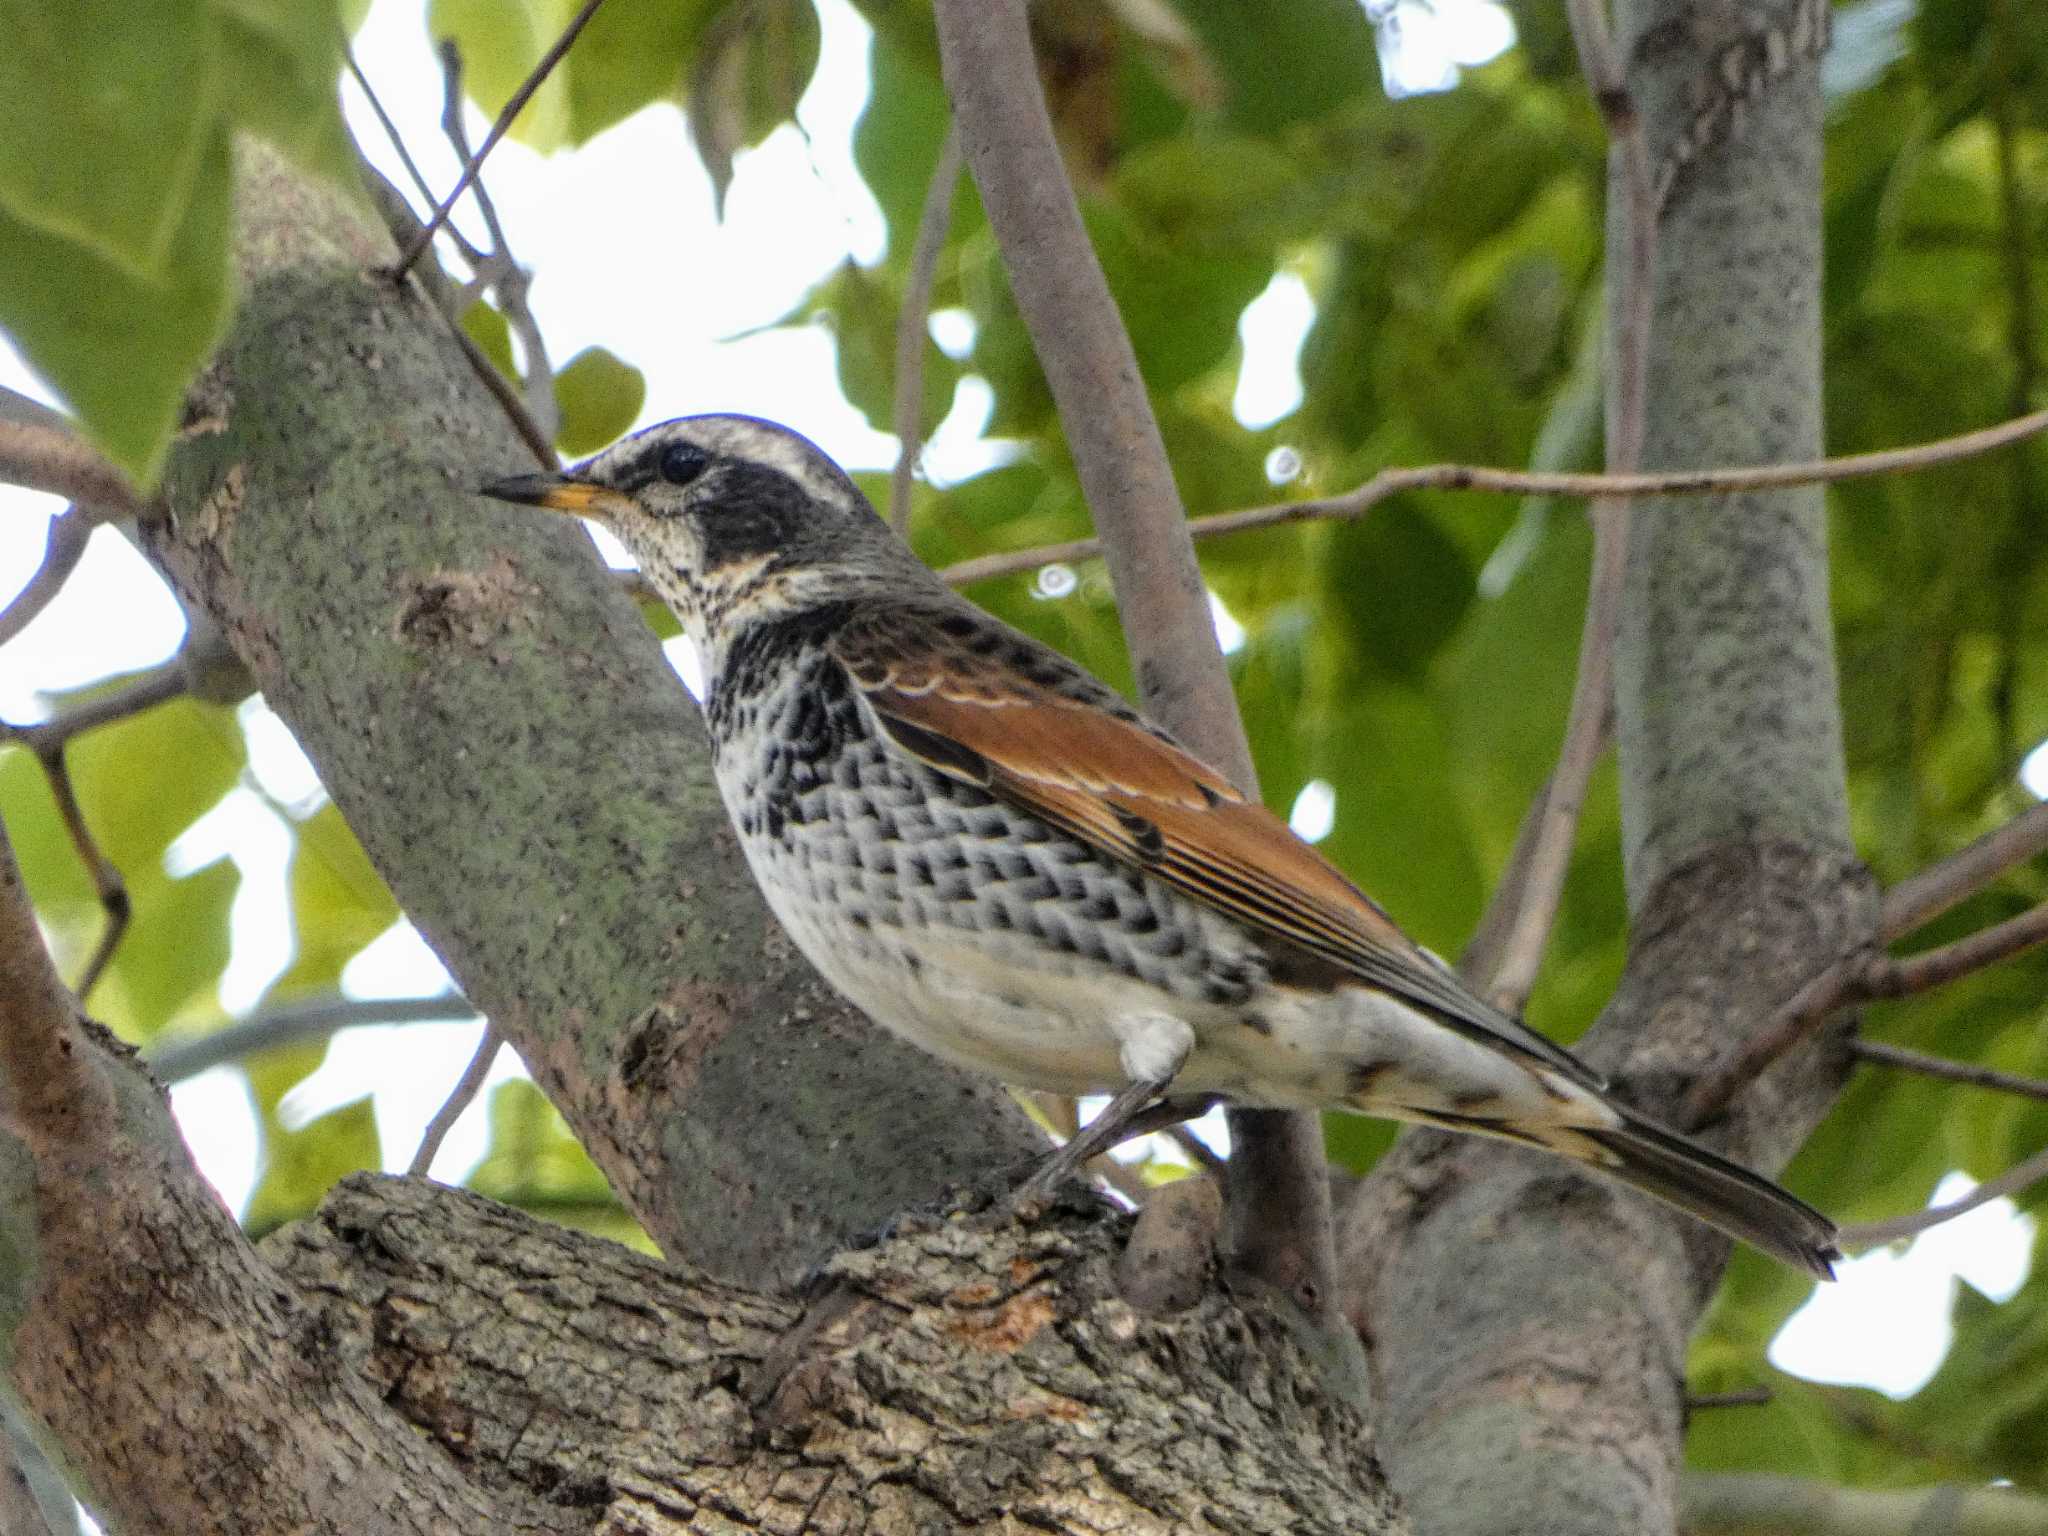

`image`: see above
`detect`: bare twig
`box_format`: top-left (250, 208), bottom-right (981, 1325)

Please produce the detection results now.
top-left (146, 992), bottom-right (479, 1083)
top-left (1881, 799), bottom-right (2048, 942)
top-left (1478, 0), bottom-right (1654, 1012)
top-left (889, 126), bottom-right (964, 532)
top-left (437, 40), bottom-right (560, 443)
top-left (4, 661), bottom-right (189, 999)
top-left (936, 404), bottom-right (2048, 588)
top-left (1168, 1122), bottom-right (1226, 1174)
top-left (1684, 1387), bottom-right (1773, 1412)
top-left (0, 510), bottom-right (91, 648)
top-left (410, 1023), bottom-right (502, 1176)
top-left (1685, 898), bottom-right (2048, 1127)
top-left (341, 36), bottom-right (486, 271)
top-left (1842, 1140), bottom-right (2048, 1248)
top-left (393, 0), bottom-right (609, 278)
top-left (1849, 1038), bottom-right (2048, 1104)
top-left (0, 419), bottom-right (142, 523)
top-left (933, 0), bottom-right (1337, 1323)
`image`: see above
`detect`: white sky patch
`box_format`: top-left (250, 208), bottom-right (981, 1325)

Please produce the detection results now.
top-left (929, 307), bottom-right (976, 360)
top-left (1372, 0), bottom-right (1519, 97)
top-left (664, 634), bottom-right (707, 700)
top-left (921, 376), bottom-right (1018, 487)
top-left (163, 786), bottom-right (297, 1015)
top-left (1771, 1172), bottom-right (2036, 1397)
top-left (341, 918), bottom-right (459, 1000)
top-left (2021, 738), bottom-right (2048, 799)
top-left (1233, 271), bottom-right (1314, 430)
top-left (168, 1066), bottom-right (263, 1217)
top-left (1208, 590), bottom-right (1247, 655)
top-left (1289, 779), bottom-right (1338, 843)
top-left (239, 697), bottom-right (328, 812)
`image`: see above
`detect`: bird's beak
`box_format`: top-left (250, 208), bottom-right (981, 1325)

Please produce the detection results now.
top-left (476, 470), bottom-right (630, 519)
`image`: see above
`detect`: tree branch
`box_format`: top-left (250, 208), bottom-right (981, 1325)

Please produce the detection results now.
top-left (0, 418), bottom-right (143, 522)
top-left (932, 0), bottom-right (1342, 1330)
top-left (889, 125), bottom-right (963, 532)
top-left (392, 0), bottom-right (609, 277)
top-left (936, 404), bottom-right (2048, 588)
top-left (1849, 1038), bottom-right (2048, 1103)
top-left (1477, 0), bottom-right (1654, 1012)
top-left (1881, 799), bottom-right (2048, 942)
top-left (1685, 898), bottom-right (2048, 1127)
top-left (1681, 1472), bottom-right (2048, 1536)
top-left (408, 1022), bottom-right (500, 1175)
top-left (145, 992), bottom-right (479, 1083)
top-left (0, 508), bottom-right (91, 648)
top-left (1842, 1140), bottom-right (2048, 1248)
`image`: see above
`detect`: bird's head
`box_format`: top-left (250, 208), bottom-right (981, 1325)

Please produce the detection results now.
top-left (480, 414), bottom-right (918, 651)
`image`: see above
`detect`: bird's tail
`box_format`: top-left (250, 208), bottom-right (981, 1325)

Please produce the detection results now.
top-left (1395, 1094), bottom-right (1840, 1279)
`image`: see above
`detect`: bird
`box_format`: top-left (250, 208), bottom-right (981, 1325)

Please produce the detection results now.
top-left (480, 413), bottom-right (1840, 1279)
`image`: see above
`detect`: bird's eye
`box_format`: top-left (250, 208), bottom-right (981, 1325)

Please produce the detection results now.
top-left (659, 442), bottom-right (709, 486)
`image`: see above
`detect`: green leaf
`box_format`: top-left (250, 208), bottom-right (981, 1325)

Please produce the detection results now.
top-left (552, 345), bottom-right (647, 455)
top-left (428, 0), bottom-right (575, 150)
top-left (686, 0), bottom-right (821, 215)
top-left (0, 0), bottom-right (223, 278)
top-left (94, 860), bottom-right (240, 1042)
top-left (459, 298), bottom-right (518, 381)
top-left (470, 1079), bottom-right (651, 1251)
top-left (275, 803), bottom-right (401, 997)
top-left (214, 0), bottom-right (356, 185)
top-left (1169, 0), bottom-right (1375, 133)
top-left (0, 125), bottom-right (234, 484)
top-left (562, 0), bottom-right (717, 144)
top-left (244, 1086), bottom-right (379, 1237)
top-left (1322, 502), bottom-right (1477, 683)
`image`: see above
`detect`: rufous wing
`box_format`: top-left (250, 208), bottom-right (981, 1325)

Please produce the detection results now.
top-left (830, 608), bottom-right (1601, 1088)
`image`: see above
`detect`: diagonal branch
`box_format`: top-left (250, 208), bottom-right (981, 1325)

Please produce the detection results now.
top-left (937, 404), bottom-right (2048, 587)
top-left (931, 0), bottom-right (1341, 1330)
top-left (393, 0), bottom-right (609, 277)
top-left (1881, 798), bottom-right (2048, 942)
top-left (1842, 1140), bottom-right (2048, 1249)
top-left (409, 1023), bottom-right (501, 1175)
top-left (0, 509), bottom-right (91, 648)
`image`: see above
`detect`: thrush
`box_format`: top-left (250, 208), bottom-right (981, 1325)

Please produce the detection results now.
top-left (482, 414), bottom-right (1840, 1279)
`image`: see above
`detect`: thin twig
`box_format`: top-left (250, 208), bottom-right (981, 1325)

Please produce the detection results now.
top-left (889, 126), bottom-right (963, 532)
top-left (0, 510), bottom-right (91, 648)
top-left (341, 35), bottom-right (486, 270)
top-left (409, 1023), bottom-right (502, 1176)
top-left (0, 419), bottom-right (142, 523)
top-left (1684, 1387), bottom-right (1773, 1412)
top-left (1883, 901), bottom-right (2048, 996)
top-left (1881, 799), bottom-right (2048, 942)
top-left (392, 0), bottom-right (609, 278)
top-left (145, 992), bottom-right (478, 1083)
top-left (1842, 1140), bottom-right (2048, 1248)
top-left (1479, 0), bottom-right (1654, 1012)
top-left (437, 40), bottom-right (560, 443)
top-left (1849, 1038), bottom-right (2048, 1103)
top-left (935, 404), bottom-right (2048, 588)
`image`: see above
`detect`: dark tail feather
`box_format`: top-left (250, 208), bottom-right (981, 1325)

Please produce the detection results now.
top-left (1584, 1111), bottom-right (1840, 1280)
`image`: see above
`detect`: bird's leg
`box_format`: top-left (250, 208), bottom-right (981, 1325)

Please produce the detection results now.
top-left (1012, 1016), bottom-right (1199, 1206)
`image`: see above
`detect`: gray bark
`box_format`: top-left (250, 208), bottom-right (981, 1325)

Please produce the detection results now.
top-left (142, 144), bottom-right (1042, 1291)
top-left (1334, 4), bottom-right (1864, 1533)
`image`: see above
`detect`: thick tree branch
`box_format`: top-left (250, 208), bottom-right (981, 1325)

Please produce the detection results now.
top-left (932, 0), bottom-right (1341, 1327)
top-left (0, 816), bottom-right (533, 1534)
top-left (145, 141), bottom-right (1040, 1290)
top-left (1680, 1472), bottom-right (2048, 1536)
top-left (936, 405), bottom-right (2048, 588)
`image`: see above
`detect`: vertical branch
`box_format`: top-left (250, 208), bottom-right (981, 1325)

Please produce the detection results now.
top-left (890, 127), bottom-right (964, 532)
top-left (1478, 0), bottom-right (1654, 1012)
top-left (930, 0), bottom-right (1340, 1323)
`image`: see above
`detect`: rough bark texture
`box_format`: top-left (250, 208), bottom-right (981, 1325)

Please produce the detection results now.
top-left (1334, 5), bottom-right (1863, 1533)
top-left (140, 145), bottom-right (1042, 1290)
top-left (1614, 0), bottom-right (1849, 899)
top-left (266, 1174), bottom-right (1401, 1535)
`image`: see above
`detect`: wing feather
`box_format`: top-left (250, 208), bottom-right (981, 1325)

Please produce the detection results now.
top-left (835, 607), bottom-right (1601, 1089)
